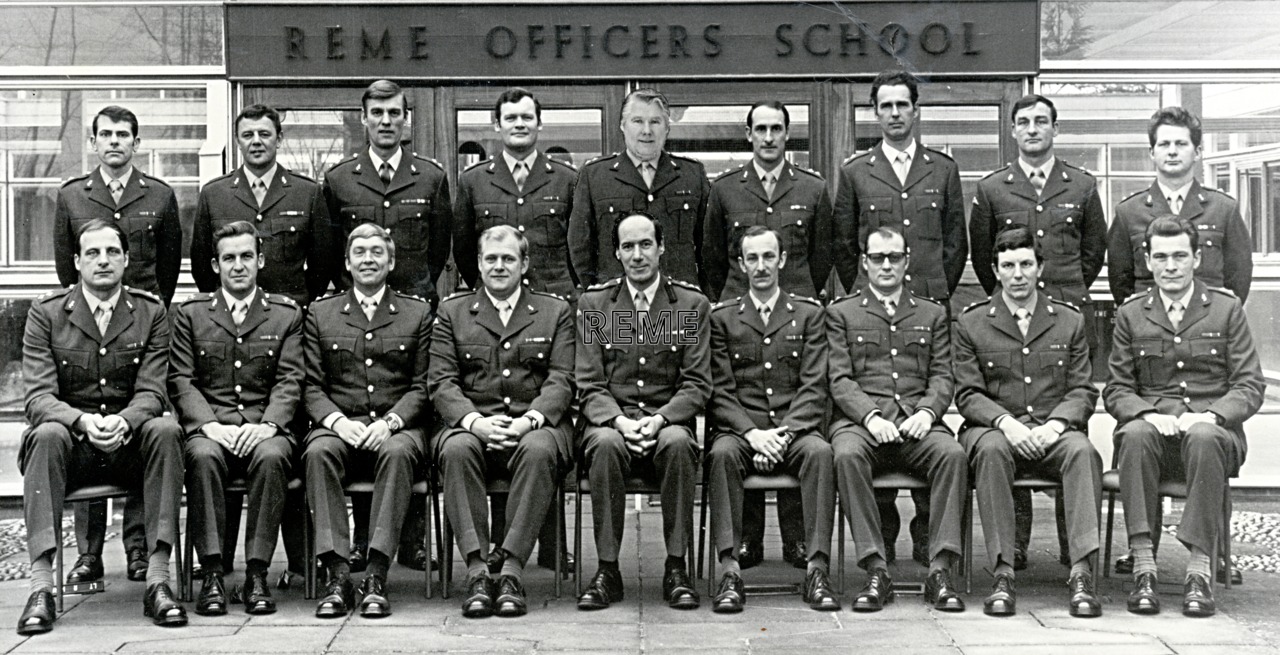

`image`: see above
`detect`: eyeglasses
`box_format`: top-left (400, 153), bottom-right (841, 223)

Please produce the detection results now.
top-left (866, 252), bottom-right (906, 265)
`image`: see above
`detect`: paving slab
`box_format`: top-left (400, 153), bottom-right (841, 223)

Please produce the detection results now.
top-left (9, 626), bottom-right (237, 653)
top-left (940, 614), bottom-right (1169, 646)
top-left (443, 618), bottom-right (641, 651)
top-left (116, 625), bottom-right (340, 652)
top-left (1173, 646), bottom-right (1280, 655)
top-left (961, 646), bottom-right (1173, 655)
top-left (1039, 612), bottom-right (1269, 645)
top-left (330, 625), bottom-right (535, 652)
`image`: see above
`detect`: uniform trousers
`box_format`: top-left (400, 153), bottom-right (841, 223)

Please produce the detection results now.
top-left (1116, 421), bottom-right (1238, 556)
top-left (834, 425), bottom-right (967, 567)
top-left (962, 428), bottom-right (1102, 571)
top-left (581, 424), bottom-right (698, 562)
top-left (185, 435), bottom-right (293, 566)
top-left (707, 432), bottom-right (834, 562)
top-left (19, 418), bottom-right (183, 561)
top-left (303, 428), bottom-right (425, 561)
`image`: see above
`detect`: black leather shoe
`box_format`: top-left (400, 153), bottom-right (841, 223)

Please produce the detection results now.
top-left (241, 571), bottom-right (276, 615)
top-left (782, 541), bottom-right (807, 569)
top-left (852, 569), bottom-right (893, 612)
top-left (983, 573), bottom-right (1017, 616)
top-left (737, 540), bottom-right (764, 570)
top-left (803, 568), bottom-right (841, 611)
top-left (1068, 572), bottom-right (1101, 617)
top-left (912, 541), bottom-right (930, 568)
top-left (275, 569), bottom-right (303, 591)
top-left (1182, 573), bottom-right (1216, 617)
top-left (1114, 553), bottom-right (1134, 575)
top-left (1127, 571), bottom-right (1160, 615)
top-left (348, 545), bottom-right (368, 574)
top-left (925, 569), bottom-right (965, 612)
top-left (195, 571), bottom-right (228, 616)
top-left (357, 575), bottom-right (391, 618)
top-left (577, 569), bottom-right (624, 611)
top-left (126, 547), bottom-right (148, 582)
top-left (144, 583), bottom-right (188, 627)
top-left (712, 571), bottom-right (745, 613)
top-left (397, 547), bottom-right (439, 572)
top-left (537, 548), bottom-right (575, 577)
top-left (462, 574), bottom-right (495, 618)
top-left (315, 576), bottom-right (355, 618)
top-left (66, 554), bottom-right (104, 584)
top-left (486, 549), bottom-right (506, 575)
top-left (495, 575), bottom-right (528, 617)
top-left (663, 565), bottom-right (700, 610)
top-left (1013, 548), bottom-right (1028, 572)
top-left (16, 590), bottom-right (54, 635)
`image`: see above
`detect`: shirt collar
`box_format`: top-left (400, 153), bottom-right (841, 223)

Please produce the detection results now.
top-left (869, 287), bottom-right (902, 308)
top-left (880, 139), bottom-right (917, 163)
top-left (99, 166), bottom-right (133, 189)
top-left (1001, 292), bottom-right (1037, 319)
top-left (353, 285), bottom-right (387, 309)
top-left (752, 160), bottom-right (785, 184)
top-left (81, 286), bottom-right (122, 315)
top-left (368, 147), bottom-right (403, 174)
top-left (502, 150), bottom-right (538, 175)
top-left (243, 164), bottom-right (278, 191)
top-left (221, 287), bottom-right (257, 312)
top-left (1157, 180), bottom-right (1194, 206)
top-left (485, 285), bottom-right (522, 312)
top-left (748, 288), bottom-right (781, 315)
top-left (626, 276), bottom-right (662, 307)
top-left (1159, 285), bottom-right (1195, 313)
top-left (1018, 156), bottom-right (1055, 181)
top-left (626, 150), bottom-right (659, 171)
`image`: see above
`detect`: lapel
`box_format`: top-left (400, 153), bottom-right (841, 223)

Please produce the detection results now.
top-left (501, 291), bottom-right (537, 339)
top-left (890, 292), bottom-right (919, 326)
top-left (609, 153), bottom-right (651, 194)
top-left (738, 297), bottom-right (766, 335)
top-left (114, 170), bottom-right (148, 211)
top-left (1178, 282), bottom-right (1212, 334)
top-left (230, 168), bottom-right (260, 212)
top-left (64, 286), bottom-right (104, 342)
top-left (762, 294), bottom-right (797, 338)
top-left (1036, 159), bottom-right (1073, 204)
top-left (1000, 163), bottom-right (1040, 203)
top-left (468, 291), bottom-right (508, 339)
top-left (857, 288), bottom-right (892, 325)
top-left (867, 144), bottom-right (901, 189)
top-left (256, 168), bottom-right (294, 214)
top-left (237, 290), bottom-right (271, 336)
top-left (901, 145), bottom-right (935, 192)
top-left (1180, 179), bottom-right (1207, 221)
top-left (341, 289), bottom-right (370, 331)
top-left (770, 162), bottom-right (797, 204)
top-left (1140, 287), bottom-right (1176, 334)
top-left (384, 152), bottom-right (419, 196)
top-left (1141, 180), bottom-right (1175, 216)
top-left (1022, 295), bottom-right (1056, 344)
top-left (649, 152), bottom-right (680, 195)
top-left (985, 298), bottom-right (1024, 342)
top-left (520, 152), bottom-right (553, 197)
top-left (486, 156), bottom-right (522, 197)
top-left (82, 168), bottom-right (118, 212)
top-left (739, 165), bottom-right (770, 204)
top-left (205, 291), bottom-right (240, 337)
top-left (364, 290), bottom-right (399, 332)
top-left (100, 295), bottom-right (136, 347)
top-left (352, 150), bottom-right (385, 196)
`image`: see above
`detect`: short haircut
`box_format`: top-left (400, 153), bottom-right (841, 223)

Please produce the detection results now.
top-left (92, 105), bottom-right (139, 139)
top-left (1147, 106), bottom-right (1202, 148)
top-left (870, 70), bottom-right (920, 107)
top-left (621, 88), bottom-right (670, 122)
top-left (738, 225), bottom-right (783, 255)
top-left (1011, 94), bottom-right (1057, 124)
top-left (613, 211), bottom-right (664, 251)
top-left (77, 218), bottom-right (129, 256)
top-left (493, 87), bottom-right (542, 122)
top-left (1144, 215), bottom-right (1199, 252)
top-left (478, 224), bottom-right (529, 261)
top-left (361, 79), bottom-right (407, 113)
top-left (213, 221), bottom-right (260, 257)
top-left (993, 225), bottom-right (1044, 265)
top-left (346, 222), bottom-right (396, 260)
top-left (234, 104), bottom-right (283, 136)
top-left (746, 101), bottom-right (790, 129)
top-left (862, 225), bottom-right (907, 253)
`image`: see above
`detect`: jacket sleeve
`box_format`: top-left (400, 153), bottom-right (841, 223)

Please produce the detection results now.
top-left (780, 307), bottom-right (828, 437)
top-left (969, 182), bottom-right (998, 295)
top-left (1207, 298), bottom-right (1265, 425)
top-left (702, 185), bottom-right (729, 302)
top-left (1102, 303), bottom-right (1158, 423)
top-left (918, 306), bottom-right (956, 419)
top-left (22, 303), bottom-right (82, 429)
top-left (953, 317), bottom-right (1010, 427)
top-left (306, 185), bottom-right (336, 302)
top-left (168, 305), bottom-right (217, 435)
top-left (706, 311), bottom-right (755, 436)
top-left (303, 308), bottom-right (342, 423)
top-left (54, 191), bottom-right (77, 289)
top-left (528, 301), bottom-right (576, 426)
top-left (809, 185), bottom-right (835, 300)
top-left (825, 305), bottom-right (879, 425)
top-left (1107, 211), bottom-right (1136, 304)
top-left (567, 168), bottom-right (598, 289)
top-left (452, 175), bottom-right (480, 290)
top-left (156, 189), bottom-right (183, 305)
top-left (262, 307), bottom-right (306, 436)
top-left (322, 173), bottom-right (347, 291)
top-left (941, 160), bottom-right (968, 295)
top-left (1080, 184), bottom-right (1108, 289)
top-left (655, 294), bottom-right (713, 424)
top-left (694, 173), bottom-right (712, 295)
top-left (1222, 202), bottom-right (1253, 302)
top-left (831, 165), bottom-right (860, 291)
top-left (191, 189), bottom-right (218, 293)
top-left (389, 306), bottom-right (433, 428)
top-left (118, 302), bottom-right (169, 431)
top-left (575, 293), bottom-right (624, 425)
top-left (426, 305), bottom-right (480, 428)
top-left (426, 173), bottom-right (454, 302)
top-left (1047, 311), bottom-right (1099, 428)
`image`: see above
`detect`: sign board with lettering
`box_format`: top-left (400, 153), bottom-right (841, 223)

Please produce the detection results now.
top-left (225, 1), bottom-right (1038, 80)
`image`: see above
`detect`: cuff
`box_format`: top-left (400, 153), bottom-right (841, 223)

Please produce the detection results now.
top-left (322, 412), bottom-right (344, 431)
top-left (862, 410), bottom-right (882, 429)
top-left (461, 412), bottom-right (483, 432)
top-left (994, 414), bottom-right (1013, 430)
top-left (523, 410), bottom-right (546, 430)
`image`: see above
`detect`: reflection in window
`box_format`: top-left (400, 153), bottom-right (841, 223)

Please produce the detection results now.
top-left (456, 108), bottom-right (603, 174)
top-left (1041, 1), bottom-right (1280, 62)
top-left (665, 105), bottom-right (811, 179)
top-left (273, 110), bottom-right (361, 181)
top-left (853, 105), bottom-right (1001, 181)
top-left (0, 5), bottom-right (223, 67)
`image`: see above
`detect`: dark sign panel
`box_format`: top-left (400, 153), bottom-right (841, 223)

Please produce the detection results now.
top-left (226, 1), bottom-right (1039, 80)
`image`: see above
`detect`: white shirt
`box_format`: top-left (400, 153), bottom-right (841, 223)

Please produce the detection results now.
top-left (1159, 286), bottom-right (1195, 315)
top-left (82, 287), bottom-right (121, 320)
top-left (1002, 292), bottom-right (1038, 321)
top-left (484, 285), bottom-right (521, 316)
top-left (752, 160), bottom-right (785, 187)
top-left (221, 287), bottom-right (258, 319)
top-left (502, 150), bottom-right (538, 176)
top-left (627, 277), bottom-right (662, 309)
top-left (1157, 180), bottom-right (1194, 212)
top-left (880, 139), bottom-right (918, 166)
top-left (369, 147), bottom-right (404, 176)
top-left (748, 287), bottom-right (781, 318)
top-left (869, 287), bottom-right (903, 310)
top-left (1019, 156), bottom-right (1055, 183)
top-left (626, 150), bottom-right (659, 168)
top-left (244, 164), bottom-right (278, 193)
top-left (99, 166), bottom-right (134, 191)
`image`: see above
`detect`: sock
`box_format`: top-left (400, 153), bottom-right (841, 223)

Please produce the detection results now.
top-left (994, 556), bottom-right (1014, 578)
top-left (500, 554), bottom-right (525, 582)
top-left (929, 552), bottom-right (951, 574)
top-left (1186, 547), bottom-right (1211, 581)
top-left (863, 555), bottom-right (888, 573)
top-left (599, 559), bottom-right (619, 573)
top-left (1070, 556), bottom-right (1092, 578)
top-left (200, 554), bottom-right (222, 574)
top-left (1131, 534), bottom-right (1157, 576)
top-left (665, 555), bottom-right (685, 572)
top-left (719, 549), bottom-right (741, 576)
top-left (807, 552), bottom-right (829, 575)
top-left (321, 553), bottom-right (350, 581)
top-left (29, 555), bottom-right (54, 594)
top-left (146, 546), bottom-right (171, 588)
top-left (466, 552), bottom-right (487, 579)
top-left (246, 558), bottom-right (269, 577)
top-left (366, 549), bottom-right (390, 579)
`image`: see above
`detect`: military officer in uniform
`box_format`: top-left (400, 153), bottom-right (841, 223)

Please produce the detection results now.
top-left (431, 225), bottom-right (575, 618)
top-left (703, 101), bottom-right (832, 570)
top-left (829, 226), bottom-right (968, 613)
top-left (303, 223), bottom-right (432, 619)
top-left (568, 89), bottom-right (709, 290)
top-left (705, 226), bottom-right (837, 613)
top-left (52, 105), bottom-right (182, 587)
top-left (1104, 216), bottom-right (1264, 618)
top-left (576, 212), bottom-right (711, 611)
top-left (323, 79), bottom-right (452, 305)
top-left (954, 225), bottom-right (1103, 618)
top-left (18, 219), bottom-right (186, 634)
top-left (171, 221), bottom-right (304, 616)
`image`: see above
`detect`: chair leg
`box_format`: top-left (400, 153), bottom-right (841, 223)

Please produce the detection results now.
top-left (442, 512), bottom-right (453, 599)
top-left (424, 492), bottom-right (433, 599)
top-left (963, 488), bottom-right (973, 595)
top-left (1222, 485), bottom-right (1233, 590)
top-left (697, 479), bottom-right (708, 583)
top-left (432, 487), bottom-right (445, 597)
top-left (554, 478), bottom-right (564, 600)
top-left (574, 483), bottom-right (583, 598)
top-left (1103, 491), bottom-right (1116, 579)
top-left (305, 507), bottom-right (317, 601)
top-left (55, 523), bottom-right (64, 614)
top-left (172, 527), bottom-right (183, 601)
top-left (836, 494), bottom-right (845, 596)
top-left (182, 509), bottom-right (195, 603)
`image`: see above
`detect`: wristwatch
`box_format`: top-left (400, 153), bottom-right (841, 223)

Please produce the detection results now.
top-left (382, 413), bottom-right (404, 432)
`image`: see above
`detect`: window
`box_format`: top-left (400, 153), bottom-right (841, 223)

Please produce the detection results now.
top-left (0, 5), bottom-right (223, 67)
top-left (456, 108), bottom-right (604, 173)
top-left (666, 104), bottom-right (812, 178)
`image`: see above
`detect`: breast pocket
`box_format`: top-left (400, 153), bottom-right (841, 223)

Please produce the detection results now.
top-left (246, 341), bottom-right (280, 380)
top-left (664, 196), bottom-right (698, 244)
top-left (476, 203), bottom-right (508, 231)
top-left (340, 205), bottom-right (376, 231)
top-left (1196, 224), bottom-right (1225, 280)
top-left (53, 348), bottom-right (93, 389)
top-left (777, 209), bottom-right (810, 260)
top-left (518, 343), bottom-right (553, 387)
top-left (1190, 337), bottom-right (1227, 376)
top-left (977, 351), bottom-right (1013, 393)
top-left (1037, 350), bottom-right (1069, 386)
top-left (262, 215), bottom-right (309, 263)
top-left (529, 201), bottom-right (569, 247)
top-left (110, 347), bottom-right (144, 388)
top-left (912, 196), bottom-right (944, 238)
top-left (320, 336), bottom-right (358, 372)
top-left (597, 197), bottom-right (634, 233)
top-left (728, 341), bottom-right (761, 385)
top-left (900, 331), bottom-right (932, 377)
top-left (848, 329), bottom-right (881, 371)
top-left (1049, 207), bottom-right (1084, 255)
top-left (457, 343), bottom-right (491, 385)
top-left (1132, 338), bottom-right (1166, 387)
top-left (122, 216), bottom-right (157, 262)
top-left (388, 202), bottom-right (430, 252)
top-left (859, 196), bottom-right (895, 229)
top-left (995, 209), bottom-right (1030, 231)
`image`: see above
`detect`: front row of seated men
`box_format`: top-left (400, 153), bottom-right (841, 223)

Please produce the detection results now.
top-left (18, 211), bottom-right (1263, 634)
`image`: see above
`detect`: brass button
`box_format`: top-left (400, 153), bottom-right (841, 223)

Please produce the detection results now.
top-left (504, 342), bottom-right (511, 350)
top-left (1024, 376), bottom-right (1032, 384)
top-left (764, 362), bottom-right (772, 370)
top-left (367, 384), bottom-right (375, 392)
top-left (517, 198), bottom-right (524, 205)
top-left (1021, 348), bottom-right (1030, 355)
top-left (383, 200), bottom-right (391, 208)
top-left (366, 333), bottom-right (373, 341)
top-left (637, 380), bottom-right (645, 388)
top-left (236, 337), bottom-right (243, 344)
top-left (365, 358), bottom-right (373, 366)
top-left (639, 357), bottom-right (647, 365)
top-left (1174, 337), bottom-right (1182, 344)
top-left (764, 337), bottom-right (772, 345)
top-left (767, 207), bottom-right (774, 214)
top-left (502, 369), bottom-right (511, 377)
top-left (234, 360), bottom-right (242, 369)
top-left (234, 385), bottom-right (242, 393)
top-left (890, 348), bottom-right (898, 356)
top-left (237, 404), bottom-right (245, 410)
top-left (766, 388), bottom-right (773, 395)
top-left (900, 192), bottom-right (908, 199)
top-left (504, 396), bottom-right (512, 404)
top-left (99, 348), bottom-right (107, 355)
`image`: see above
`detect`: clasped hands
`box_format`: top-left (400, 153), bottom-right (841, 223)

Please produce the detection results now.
top-left (1142, 411), bottom-right (1217, 437)
top-left (746, 426), bottom-right (792, 472)
top-left (614, 414), bottom-right (667, 456)
top-left (866, 410), bottom-right (935, 445)
top-left (998, 417), bottom-right (1066, 460)
top-left (75, 413), bottom-right (130, 453)
top-left (471, 415), bottom-right (535, 451)
top-left (202, 421), bottom-right (280, 457)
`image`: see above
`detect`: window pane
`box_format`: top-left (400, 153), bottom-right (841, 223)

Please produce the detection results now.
top-left (1042, 1), bottom-right (1280, 62)
top-left (666, 105), bottom-right (811, 176)
top-left (274, 110), bottom-right (356, 180)
top-left (12, 184), bottom-right (59, 262)
top-left (853, 105), bottom-right (1001, 176)
top-left (0, 6), bottom-right (223, 67)
top-left (457, 108), bottom-right (604, 173)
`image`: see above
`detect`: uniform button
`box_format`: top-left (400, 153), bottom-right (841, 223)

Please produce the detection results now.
top-left (1206, 240), bottom-right (1214, 247)
top-left (766, 388), bottom-right (773, 395)
top-left (797, 220), bottom-right (803, 226)
top-left (792, 351), bottom-right (799, 357)
top-left (236, 337), bottom-right (243, 344)
top-left (1174, 336), bottom-right (1182, 344)
top-left (892, 372), bottom-right (899, 379)
top-left (237, 404), bottom-right (245, 410)
top-left (905, 274), bottom-right (912, 282)
top-left (100, 404), bottom-right (107, 412)
top-left (638, 402), bottom-right (646, 408)
top-left (367, 384), bottom-right (375, 392)
top-left (371, 411), bottom-right (378, 418)
top-left (365, 358), bottom-right (373, 366)
top-left (856, 336), bottom-right (863, 343)
top-left (1211, 348), bottom-right (1218, 355)
top-left (504, 342), bottom-right (511, 350)
top-left (256, 213), bottom-right (263, 221)
top-left (766, 207), bottom-right (774, 214)
top-left (647, 194), bottom-right (654, 202)
top-left (1021, 347), bottom-right (1030, 355)
top-left (869, 204), bottom-right (876, 211)
top-left (99, 348), bottom-right (107, 355)
top-left (113, 212), bottom-right (121, 219)
top-left (234, 385), bottom-right (242, 393)
top-left (890, 348), bottom-right (898, 356)
top-left (637, 380), bottom-right (645, 387)
top-left (518, 225), bottom-right (526, 232)
top-left (383, 200), bottom-right (391, 208)
top-left (894, 393), bottom-right (901, 400)
top-left (503, 369), bottom-right (511, 377)
top-left (764, 337), bottom-right (772, 345)
top-left (503, 396), bottom-right (512, 405)
top-left (234, 360), bottom-right (242, 369)
top-left (1036, 229), bottom-right (1045, 237)
top-left (903, 219), bottom-right (911, 227)
top-left (1027, 405), bottom-right (1034, 413)
top-left (769, 410), bottom-right (776, 417)
top-left (517, 198), bottom-right (524, 205)
top-left (366, 333), bottom-right (373, 341)
top-left (1177, 361), bottom-right (1185, 368)
top-left (1038, 281), bottom-right (1045, 287)
top-left (987, 361), bottom-right (994, 368)
top-left (764, 362), bottom-right (773, 370)
top-left (1180, 380), bottom-right (1188, 388)
top-left (99, 378), bottom-right (107, 385)
top-left (889, 326), bottom-right (897, 332)
top-left (900, 192), bottom-right (908, 199)
top-left (639, 357), bottom-right (647, 365)
top-left (1024, 376), bottom-right (1032, 384)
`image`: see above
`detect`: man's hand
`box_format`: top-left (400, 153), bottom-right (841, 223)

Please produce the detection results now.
top-left (744, 427), bottom-right (789, 462)
top-left (1142, 412), bottom-right (1180, 437)
top-left (1177, 412), bottom-right (1218, 433)
top-left (899, 411), bottom-right (934, 441)
top-left (866, 415), bottom-right (901, 445)
top-left (235, 423), bottom-right (279, 457)
top-left (200, 422), bottom-right (241, 452)
top-left (360, 419), bottom-right (392, 451)
top-left (471, 415), bottom-right (513, 440)
top-left (332, 417), bottom-right (368, 448)
top-left (999, 417), bottom-right (1043, 460)
top-left (753, 452), bottom-right (776, 473)
top-left (634, 415), bottom-right (667, 455)
top-left (1028, 423), bottom-right (1062, 450)
top-left (614, 416), bottom-right (648, 455)
top-left (81, 414), bottom-right (125, 453)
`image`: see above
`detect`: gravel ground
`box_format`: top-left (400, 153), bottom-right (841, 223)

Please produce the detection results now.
top-left (0, 518), bottom-right (113, 581)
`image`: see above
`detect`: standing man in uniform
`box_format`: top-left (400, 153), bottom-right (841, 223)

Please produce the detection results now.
top-left (970, 94), bottom-right (1107, 571)
top-left (575, 212), bottom-right (711, 611)
top-left (833, 70), bottom-right (968, 565)
top-left (828, 226), bottom-right (968, 613)
top-left (171, 222), bottom-right (304, 616)
top-left (18, 220), bottom-right (186, 634)
top-left (954, 225), bottom-right (1103, 617)
top-left (52, 105), bottom-right (182, 587)
top-left (703, 101), bottom-right (834, 570)
top-left (705, 226), bottom-right (838, 613)
top-left (431, 225), bottom-right (575, 618)
top-left (568, 89), bottom-right (709, 291)
top-left (303, 224), bottom-right (432, 618)
top-left (1105, 216), bottom-right (1263, 618)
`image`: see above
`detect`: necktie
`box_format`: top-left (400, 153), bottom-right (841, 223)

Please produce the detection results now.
top-left (634, 292), bottom-right (649, 313)
top-left (497, 300), bottom-right (511, 327)
top-left (1168, 301), bottom-right (1184, 330)
top-left (361, 297), bottom-right (377, 321)
top-left (883, 298), bottom-right (897, 317)
top-left (1015, 307), bottom-right (1031, 337)
top-left (763, 174), bottom-right (775, 200)
top-left (94, 304), bottom-right (111, 337)
top-left (759, 304), bottom-right (771, 326)
top-left (512, 162), bottom-right (528, 192)
top-left (251, 179), bottom-right (267, 207)
top-left (1030, 169), bottom-right (1046, 196)
top-left (893, 153), bottom-right (910, 186)
top-left (232, 301), bottom-right (247, 327)
top-left (109, 179), bottom-right (124, 205)
top-left (379, 162), bottom-right (393, 188)
top-left (1169, 195), bottom-right (1183, 215)
top-left (640, 162), bottom-right (655, 189)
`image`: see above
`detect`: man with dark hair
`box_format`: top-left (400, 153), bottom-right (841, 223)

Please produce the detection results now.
top-left (431, 225), bottom-right (576, 618)
top-left (171, 221), bottom-right (304, 616)
top-left (702, 101), bottom-right (833, 570)
top-left (18, 220), bottom-right (186, 634)
top-left (954, 225), bottom-right (1103, 618)
top-left (52, 104), bottom-right (182, 588)
top-left (1105, 216), bottom-right (1263, 618)
top-left (568, 89), bottom-right (709, 291)
top-left (833, 69), bottom-right (968, 566)
top-left (303, 223), bottom-right (432, 619)
top-left (705, 226), bottom-right (837, 613)
top-left (829, 226), bottom-right (968, 613)
top-left (575, 212), bottom-right (711, 612)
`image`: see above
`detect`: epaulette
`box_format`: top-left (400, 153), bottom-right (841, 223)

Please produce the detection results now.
top-left (842, 150), bottom-right (872, 166)
top-left (463, 158), bottom-right (492, 173)
top-left (312, 290), bottom-right (347, 304)
top-left (124, 286), bottom-right (163, 304)
top-left (713, 165), bottom-right (745, 182)
top-left (443, 287), bottom-right (477, 302)
top-left (264, 292), bottom-right (298, 306)
top-left (912, 294), bottom-right (943, 307)
top-left (1120, 292), bottom-right (1148, 307)
top-left (392, 290), bottom-right (428, 304)
top-left (793, 166), bottom-right (824, 180)
top-left (711, 297), bottom-right (740, 312)
top-left (528, 288), bottom-right (567, 302)
top-left (828, 288), bottom-right (863, 305)
top-left (961, 297), bottom-right (993, 314)
top-left (584, 152), bottom-right (620, 167)
top-left (1048, 297), bottom-right (1081, 314)
top-left (411, 152), bottom-right (445, 171)
top-left (669, 152), bottom-right (705, 168)
top-left (919, 145), bottom-right (955, 162)
top-left (584, 278), bottom-right (622, 292)
top-left (789, 294), bottom-right (822, 307)
top-left (546, 157), bottom-right (577, 172)
top-left (1203, 186), bottom-right (1235, 200)
top-left (328, 155), bottom-right (360, 172)
top-left (178, 292), bottom-right (215, 306)
top-left (206, 170), bottom-right (237, 185)
top-left (284, 169), bottom-right (316, 183)
top-left (979, 163), bottom-right (1012, 180)
top-left (35, 287), bottom-right (73, 303)
top-left (667, 278), bottom-right (703, 293)
top-left (1118, 188), bottom-right (1147, 204)
top-left (1061, 160), bottom-right (1095, 177)
top-left (61, 172), bottom-right (91, 188)
top-left (138, 171), bottom-right (172, 188)
top-left (1207, 286), bottom-right (1238, 299)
